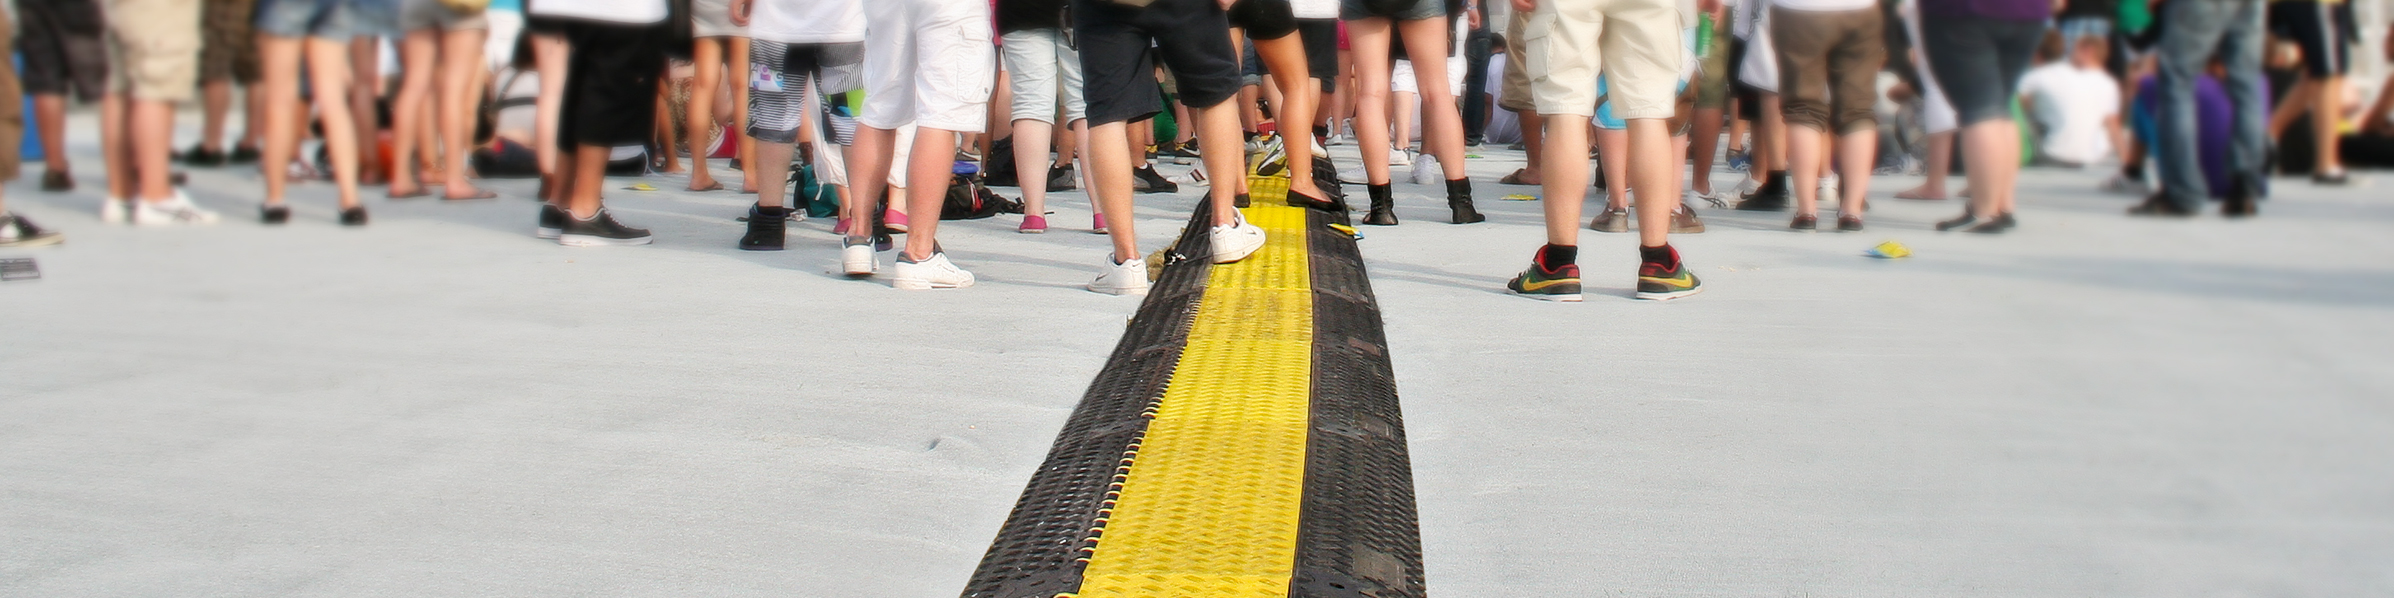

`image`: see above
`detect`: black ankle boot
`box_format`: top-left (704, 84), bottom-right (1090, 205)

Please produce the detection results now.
top-left (1446, 178), bottom-right (1483, 224)
top-left (740, 206), bottom-right (788, 251)
top-left (1363, 184), bottom-right (1398, 226)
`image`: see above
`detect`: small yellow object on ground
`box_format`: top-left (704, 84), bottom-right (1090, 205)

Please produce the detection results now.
top-left (624, 182), bottom-right (658, 192)
top-left (1500, 193), bottom-right (1538, 201)
top-left (1866, 240), bottom-right (1912, 259)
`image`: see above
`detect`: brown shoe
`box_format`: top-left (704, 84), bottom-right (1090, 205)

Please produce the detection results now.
top-left (1670, 204), bottom-right (1706, 233)
top-left (1588, 207), bottom-right (1629, 232)
top-left (40, 170), bottom-right (72, 192)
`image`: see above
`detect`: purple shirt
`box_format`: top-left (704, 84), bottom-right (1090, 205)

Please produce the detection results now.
top-left (1920, 0), bottom-right (2052, 21)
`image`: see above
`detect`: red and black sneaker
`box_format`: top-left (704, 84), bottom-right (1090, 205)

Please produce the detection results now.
top-left (1507, 260), bottom-right (1583, 302)
top-left (1636, 257), bottom-right (1704, 301)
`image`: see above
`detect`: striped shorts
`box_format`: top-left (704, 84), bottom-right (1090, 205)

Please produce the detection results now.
top-left (746, 40), bottom-right (864, 145)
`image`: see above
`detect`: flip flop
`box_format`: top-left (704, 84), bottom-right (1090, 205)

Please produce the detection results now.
top-left (686, 181), bottom-right (725, 192)
top-left (442, 189), bottom-right (500, 201)
top-left (1894, 189), bottom-right (1945, 200)
top-left (388, 188), bottom-right (431, 200)
top-left (1499, 168), bottom-right (1538, 185)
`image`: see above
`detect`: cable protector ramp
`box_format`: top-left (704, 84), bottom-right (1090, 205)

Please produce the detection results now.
top-left (962, 178), bottom-right (1424, 598)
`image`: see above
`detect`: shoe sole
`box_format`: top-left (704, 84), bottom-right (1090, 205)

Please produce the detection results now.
top-left (1510, 290), bottom-right (1583, 302)
top-left (1089, 284), bottom-right (1151, 296)
top-left (892, 279), bottom-right (971, 290)
top-left (536, 227), bottom-right (562, 239)
top-left (1635, 286), bottom-right (1705, 301)
top-left (0, 235), bottom-right (64, 248)
top-left (557, 235), bottom-right (654, 247)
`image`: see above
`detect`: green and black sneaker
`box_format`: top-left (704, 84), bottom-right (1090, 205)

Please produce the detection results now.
top-left (1635, 259), bottom-right (1704, 300)
top-left (1508, 262), bottom-right (1583, 302)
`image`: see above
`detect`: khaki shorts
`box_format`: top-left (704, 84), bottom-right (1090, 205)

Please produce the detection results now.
top-left (1497, 8), bottom-right (1534, 113)
top-left (105, 0), bottom-right (204, 102)
top-left (1522, 0), bottom-right (1681, 120)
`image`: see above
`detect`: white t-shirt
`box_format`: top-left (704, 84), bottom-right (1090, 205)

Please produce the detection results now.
top-left (751, 0), bottom-right (867, 43)
top-left (1771, 0), bottom-right (1872, 12)
top-left (2018, 63), bottom-right (2121, 165)
top-left (530, 0), bottom-right (667, 24)
top-left (1291, 0), bottom-right (1338, 20)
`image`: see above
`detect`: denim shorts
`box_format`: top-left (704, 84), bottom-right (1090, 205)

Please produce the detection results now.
top-left (1341, 0), bottom-right (1443, 21)
top-left (255, 0), bottom-right (399, 41)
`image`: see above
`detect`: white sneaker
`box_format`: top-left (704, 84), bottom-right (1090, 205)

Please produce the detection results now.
top-left (1338, 166), bottom-right (1369, 185)
top-left (892, 252), bottom-right (974, 290)
top-left (1088, 254), bottom-right (1151, 296)
top-left (2099, 173), bottom-right (2150, 196)
top-left (100, 197), bottom-right (129, 224)
top-left (132, 192), bottom-right (221, 226)
top-left (841, 240), bottom-right (877, 276)
top-left (1209, 213), bottom-right (1267, 264)
top-left (1410, 155), bottom-right (1443, 185)
top-left (1732, 176), bottom-right (1763, 199)
top-left (1388, 148), bottom-right (1413, 167)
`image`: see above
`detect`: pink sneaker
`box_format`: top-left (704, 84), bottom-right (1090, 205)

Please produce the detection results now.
top-left (884, 208), bottom-right (910, 233)
top-left (1019, 214), bottom-right (1048, 234)
top-left (1092, 213), bottom-right (1109, 234)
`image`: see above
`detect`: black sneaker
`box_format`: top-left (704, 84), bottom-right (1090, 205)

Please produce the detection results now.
top-left (1935, 212), bottom-right (1980, 231)
top-left (1836, 215), bottom-right (1863, 232)
top-left (339, 206), bottom-right (369, 226)
top-left (1636, 258), bottom-right (1704, 301)
top-left (536, 204), bottom-right (567, 239)
top-left (227, 145), bottom-right (262, 164)
top-left (0, 212), bottom-right (64, 248)
top-left (1133, 165), bottom-right (1178, 194)
top-left (261, 204), bottom-right (292, 225)
top-left (557, 209), bottom-right (652, 246)
top-left (1047, 165), bottom-right (1078, 190)
top-left (1506, 261), bottom-right (1583, 302)
top-left (740, 205), bottom-right (787, 251)
top-left (1733, 186), bottom-right (1788, 211)
top-left (181, 144), bottom-right (227, 167)
top-left (1789, 214), bottom-right (1817, 231)
top-left (1234, 193), bottom-right (1251, 208)
top-left (40, 170), bottom-right (73, 192)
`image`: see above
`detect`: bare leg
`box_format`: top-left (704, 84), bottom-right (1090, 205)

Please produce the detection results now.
top-left (242, 79), bottom-right (267, 151)
top-left (1254, 34), bottom-right (1322, 198)
top-left (305, 37), bottom-right (363, 208)
top-left (1346, 17), bottom-right (1395, 184)
top-left (131, 99), bottom-right (178, 202)
top-left (532, 33), bottom-right (569, 194)
top-left (1515, 109), bottom-right (1543, 182)
top-left (652, 82), bottom-right (680, 174)
top-left (349, 38), bottom-right (383, 185)
top-left (901, 127), bottom-right (964, 261)
top-left (259, 35), bottom-right (304, 204)
top-left (1689, 106), bottom-right (1724, 194)
top-left (845, 125), bottom-right (895, 241)
top-left (1539, 114), bottom-right (1591, 246)
top-left (684, 37), bottom-right (725, 190)
top-left (34, 94), bottom-right (69, 174)
top-left (567, 145), bottom-right (611, 217)
top-left (728, 37), bottom-right (755, 193)
top-left (391, 30), bottom-right (438, 195)
top-left (1597, 127), bottom-right (1629, 209)
top-left (1625, 119), bottom-right (1675, 247)
top-left (2312, 74), bottom-right (2344, 174)
top-left (1396, 16), bottom-right (1467, 181)
top-left (1835, 128), bottom-right (1874, 215)
top-left (1788, 124), bottom-right (1823, 215)
top-left (1897, 130), bottom-right (1952, 199)
top-left (1013, 119), bottom-right (1056, 217)
top-left (201, 80), bottom-right (233, 151)
top-left (100, 94), bottom-right (129, 199)
top-left (1088, 121), bottom-right (1138, 258)
top-left (1959, 119), bottom-right (2018, 219)
top-left (1391, 90), bottom-right (1415, 155)
top-left (438, 27), bottom-right (489, 197)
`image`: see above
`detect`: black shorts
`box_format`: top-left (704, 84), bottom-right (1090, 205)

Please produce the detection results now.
top-left (1727, 37), bottom-right (1762, 120)
top-left (1229, 0), bottom-right (1299, 39)
top-left (15, 0), bottom-right (109, 101)
top-left (558, 20), bottom-right (668, 151)
top-left (2267, 1), bottom-right (2357, 78)
top-left (1298, 18), bottom-right (1338, 90)
top-left (1075, 0), bottom-right (1242, 125)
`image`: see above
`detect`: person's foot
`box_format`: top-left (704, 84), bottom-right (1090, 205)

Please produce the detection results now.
top-left (1156, 142), bottom-right (1200, 163)
top-left (1836, 214), bottom-right (1863, 232)
top-left (261, 204), bottom-right (292, 225)
top-left (100, 197), bottom-right (129, 224)
top-left (442, 187), bottom-right (499, 201)
top-left (1387, 148), bottom-right (1413, 167)
top-left (1285, 185), bottom-right (1339, 212)
top-left (1588, 207), bottom-right (1629, 233)
top-left (740, 206), bottom-right (788, 250)
top-left (2223, 185), bottom-right (2259, 218)
top-left (41, 170), bottom-right (74, 192)
top-left (1789, 214), bottom-right (1818, 231)
top-left (1934, 212), bottom-right (1979, 231)
top-left (1994, 212), bottom-right (2018, 230)
top-left (1089, 253), bottom-right (1151, 296)
top-left (1209, 213), bottom-right (1267, 264)
top-left (2098, 174), bottom-right (2146, 196)
top-left (1019, 214), bottom-right (1048, 234)
top-left (1506, 260), bottom-right (1583, 302)
top-left (0, 213), bottom-right (64, 248)
top-left (1635, 253), bottom-right (1703, 301)
top-left (1670, 203), bottom-right (1706, 234)
top-left (339, 205), bottom-right (369, 227)
top-left (1048, 165), bottom-right (1078, 190)
top-left (1734, 186), bottom-right (1788, 211)
top-left (841, 237), bottom-right (878, 276)
top-left (1253, 137), bottom-right (1289, 177)
top-left (2312, 169), bottom-right (2350, 186)
top-left (1362, 184), bottom-right (1397, 226)
top-left (1960, 219), bottom-right (2007, 234)
top-left (536, 204), bottom-right (566, 239)
top-left (132, 192), bottom-right (222, 226)
top-left (1725, 149), bottom-right (1751, 171)
top-left (1894, 185), bottom-right (1946, 200)
top-left (892, 252), bottom-right (974, 290)
top-left (181, 144), bottom-right (227, 167)
top-left (227, 145), bottom-right (262, 164)
top-left (1731, 177), bottom-right (1762, 199)
top-left (883, 208), bottom-right (910, 233)
top-left (2126, 195), bottom-right (2197, 217)
top-left (1499, 168), bottom-right (1540, 186)
top-left (1133, 165), bottom-right (1179, 194)
top-left (556, 209), bottom-right (652, 246)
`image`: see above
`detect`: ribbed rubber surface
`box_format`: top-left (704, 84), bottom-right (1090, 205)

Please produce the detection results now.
top-left (962, 179), bottom-right (1422, 598)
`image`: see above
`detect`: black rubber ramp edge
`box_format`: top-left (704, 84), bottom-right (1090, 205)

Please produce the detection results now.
top-left (1289, 208), bottom-right (1424, 598)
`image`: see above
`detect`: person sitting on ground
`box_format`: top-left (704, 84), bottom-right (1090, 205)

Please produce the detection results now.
top-left (2018, 34), bottom-right (2126, 169)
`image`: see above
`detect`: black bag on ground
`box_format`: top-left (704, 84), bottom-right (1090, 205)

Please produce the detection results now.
top-left (982, 136), bottom-right (1019, 187)
top-left (941, 174), bottom-right (1023, 220)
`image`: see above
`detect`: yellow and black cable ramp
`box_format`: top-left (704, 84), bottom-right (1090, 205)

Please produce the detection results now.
top-left (961, 178), bottom-right (1424, 598)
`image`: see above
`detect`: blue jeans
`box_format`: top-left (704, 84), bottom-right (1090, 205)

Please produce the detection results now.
top-left (2157, 0), bottom-right (2268, 208)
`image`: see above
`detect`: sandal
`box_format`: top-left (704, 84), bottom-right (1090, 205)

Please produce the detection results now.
top-left (1499, 168), bottom-right (1539, 186)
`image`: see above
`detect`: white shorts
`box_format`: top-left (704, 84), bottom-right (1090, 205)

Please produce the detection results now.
top-left (1389, 57), bottom-right (1466, 96)
top-left (1736, 5), bottom-right (1778, 92)
top-left (1001, 28), bottom-right (1088, 125)
top-left (859, 0), bottom-right (996, 133)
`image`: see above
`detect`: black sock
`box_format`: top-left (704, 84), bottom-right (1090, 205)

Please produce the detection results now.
top-left (1639, 243), bottom-right (1678, 268)
top-left (1537, 244), bottom-right (1577, 271)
